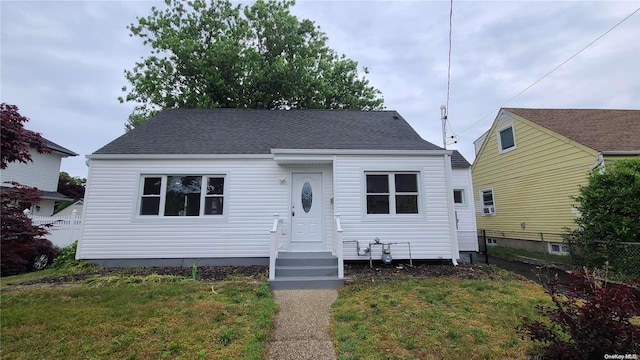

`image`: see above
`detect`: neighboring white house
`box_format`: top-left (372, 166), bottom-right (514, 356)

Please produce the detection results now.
top-left (54, 200), bottom-right (84, 216)
top-left (451, 157), bottom-right (479, 254)
top-left (78, 109), bottom-right (476, 288)
top-left (0, 138), bottom-right (78, 216)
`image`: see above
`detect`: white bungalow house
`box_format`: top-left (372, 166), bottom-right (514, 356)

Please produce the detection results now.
top-left (0, 138), bottom-right (78, 216)
top-left (77, 109), bottom-right (475, 288)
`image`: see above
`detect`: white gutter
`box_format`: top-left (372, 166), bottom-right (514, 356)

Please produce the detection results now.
top-left (87, 154), bottom-right (274, 160)
top-left (89, 149), bottom-right (453, 160)
top-left (271, 149), bottom-right (452, 156)
top-left (444, 152), bottom-right (460, 265)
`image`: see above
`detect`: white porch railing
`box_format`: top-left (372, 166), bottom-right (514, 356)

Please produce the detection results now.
top-left (24, 209), bottom-right (82, 248)
top-left (334, 214), bottom-right (344, 279)
top-left (269, 214), bottom-right (284, 280)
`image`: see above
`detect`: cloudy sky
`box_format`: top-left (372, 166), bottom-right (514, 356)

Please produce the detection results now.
top-left (2, 1), bottom-right (639, 178)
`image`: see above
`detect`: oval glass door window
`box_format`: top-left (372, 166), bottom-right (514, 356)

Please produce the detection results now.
top-left (301, 182), bottom-right (313, 213)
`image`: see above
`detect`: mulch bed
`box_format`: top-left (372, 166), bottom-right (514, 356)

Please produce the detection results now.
top-left (343, 260), bottom-right (525, 282)
top-left (6, 260), bottom-right (523, 287)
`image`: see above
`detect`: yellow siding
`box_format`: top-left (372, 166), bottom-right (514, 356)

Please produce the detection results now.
top-left (472, 113), bottom-right (598, 236)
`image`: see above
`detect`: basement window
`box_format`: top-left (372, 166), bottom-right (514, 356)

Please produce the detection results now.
top-left (548, 242), bottom-right (570, 255)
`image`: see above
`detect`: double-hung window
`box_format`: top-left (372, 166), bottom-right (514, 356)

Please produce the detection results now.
top-left (139, 175), bottom-right (225, 216)
top-left (366, 173), bottom-right (419, 215)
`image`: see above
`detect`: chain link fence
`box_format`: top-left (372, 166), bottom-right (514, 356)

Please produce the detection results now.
top-left (566, 240), bottom-right (640, 280)
top-left (477, 229), bottom-right (640, 280)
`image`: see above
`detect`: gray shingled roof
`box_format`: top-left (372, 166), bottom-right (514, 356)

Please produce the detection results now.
top-left (94, 109), bottom-right (471, 168)
top-left (44, 138), bottom-right (77, 157)
top-left (450, 150), bottom-right (470, 168)
top-left (505, 108), bottom-right (640, 152)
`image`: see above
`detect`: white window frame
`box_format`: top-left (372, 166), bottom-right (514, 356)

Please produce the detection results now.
top-left (497, 124), bottom-right (517, 154)
top-left (364, 172), bottom-right (421, 216)
top-left (137, 175), bottom-right (226, 217)
top-left (548, 242), bottom-right (570, 255)
top-left (486, 237), bottom-right (498, 246)
top-left (453, 188), bottom-right (466, 207)
top-left (479, 188), bottom-right (495, 216)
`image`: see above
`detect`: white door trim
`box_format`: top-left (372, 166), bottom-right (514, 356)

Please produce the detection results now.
top-left (289, 172), bottom-right (325, 251)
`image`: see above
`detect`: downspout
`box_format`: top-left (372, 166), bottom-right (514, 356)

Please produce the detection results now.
top-left (443, 152), bottom-right (459, 265)
top-left (75, 157), bottom-right (92, 260)
top-left (588, 152), bottom-right (604, 172)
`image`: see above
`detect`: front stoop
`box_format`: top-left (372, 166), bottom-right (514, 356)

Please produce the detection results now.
top-left (269, 252), bottom-right (343, 290)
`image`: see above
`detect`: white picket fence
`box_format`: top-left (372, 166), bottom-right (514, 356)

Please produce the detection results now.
top-left (24, 209), bottom-right (82, 248)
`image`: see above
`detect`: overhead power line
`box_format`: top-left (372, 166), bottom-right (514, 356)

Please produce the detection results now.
top-left (442, 0), bottom-right (458, 147)
top-left (457, 6), bottom-right (640, 136)
top-left (446, 0), bottom-right (453, 115)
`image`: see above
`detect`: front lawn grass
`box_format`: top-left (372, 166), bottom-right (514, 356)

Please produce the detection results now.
top-left (332, 274), bottom-right (550, 360)
top-left (1, 279), bottom-right (276, 360)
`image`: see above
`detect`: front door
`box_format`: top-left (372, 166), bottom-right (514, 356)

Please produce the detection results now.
top-left (291, 173), bottom-right (324, 251)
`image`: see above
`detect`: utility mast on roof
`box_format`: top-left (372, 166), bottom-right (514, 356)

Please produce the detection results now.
top-left (440, 105), bottom-right (447, 150)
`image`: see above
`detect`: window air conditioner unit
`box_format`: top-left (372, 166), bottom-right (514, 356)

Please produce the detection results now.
top-left (483, 206), bottom-right (495, 215)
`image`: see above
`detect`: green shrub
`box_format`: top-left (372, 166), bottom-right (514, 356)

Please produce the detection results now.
top-left (568, 158), bottom-right (640, 278)
top-left (53, 241), bottom-right (94, 271)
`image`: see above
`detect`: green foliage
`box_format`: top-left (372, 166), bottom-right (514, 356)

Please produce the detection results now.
top-left (86, 274), bottom-right (187, 286)
top-left (190, 260), bottom-right (201, 280)
top-left (568, 158), bottom-right (640, 275)
top-left (57, 171), bottom-right (86, 200)
top-left (53, 241), bottom-right (95, 271)
top-left (120, 0), bottom-right (384, 130)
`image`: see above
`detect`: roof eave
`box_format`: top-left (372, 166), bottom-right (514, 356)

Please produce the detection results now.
top-left (271, 149), bottom-right (451, 156)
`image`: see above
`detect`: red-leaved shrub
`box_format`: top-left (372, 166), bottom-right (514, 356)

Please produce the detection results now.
top-left (519, 271), bottom-right (640, 359)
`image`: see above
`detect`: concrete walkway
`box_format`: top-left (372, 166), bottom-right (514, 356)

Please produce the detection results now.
top-left (268, 290), bottom-right (338, 360)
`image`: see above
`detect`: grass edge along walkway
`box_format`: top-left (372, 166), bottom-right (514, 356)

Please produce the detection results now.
top-left (331, 275), bottom-right (550, 360)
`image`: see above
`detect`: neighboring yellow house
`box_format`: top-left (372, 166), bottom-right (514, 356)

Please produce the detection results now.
top-left (472, 108), bottom-right (640, 254)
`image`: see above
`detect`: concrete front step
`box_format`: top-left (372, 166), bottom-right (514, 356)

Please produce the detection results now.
top-left (277, 251), bottom-right (334, 259)
top-left (269, 276), bottom-right (343, 290)
top-left (276, 257), bottom-right (338, 267)
top-left (270, 251), bottom-right (342, 290)
top-left (275, 265), bottom-right (338, 277)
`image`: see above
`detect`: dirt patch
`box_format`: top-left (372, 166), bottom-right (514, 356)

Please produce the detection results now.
top-left (10, 265), bottom-right (269, 286)
top-left (4, 261), bottom-right (523, 288)
top-left (344, 260), bottom-right (526, 283)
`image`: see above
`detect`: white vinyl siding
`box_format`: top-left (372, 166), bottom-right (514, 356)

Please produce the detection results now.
top-left (0, 151), bottom-right (64, 191)
top-left (452, 167), bottom-right (478, 251)
top-left (79, 153), bottom-right (458, 262)
top-left (335, 154), bottom-right (456, 261)
top-left (79, 158), bottom-right (290, 259)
